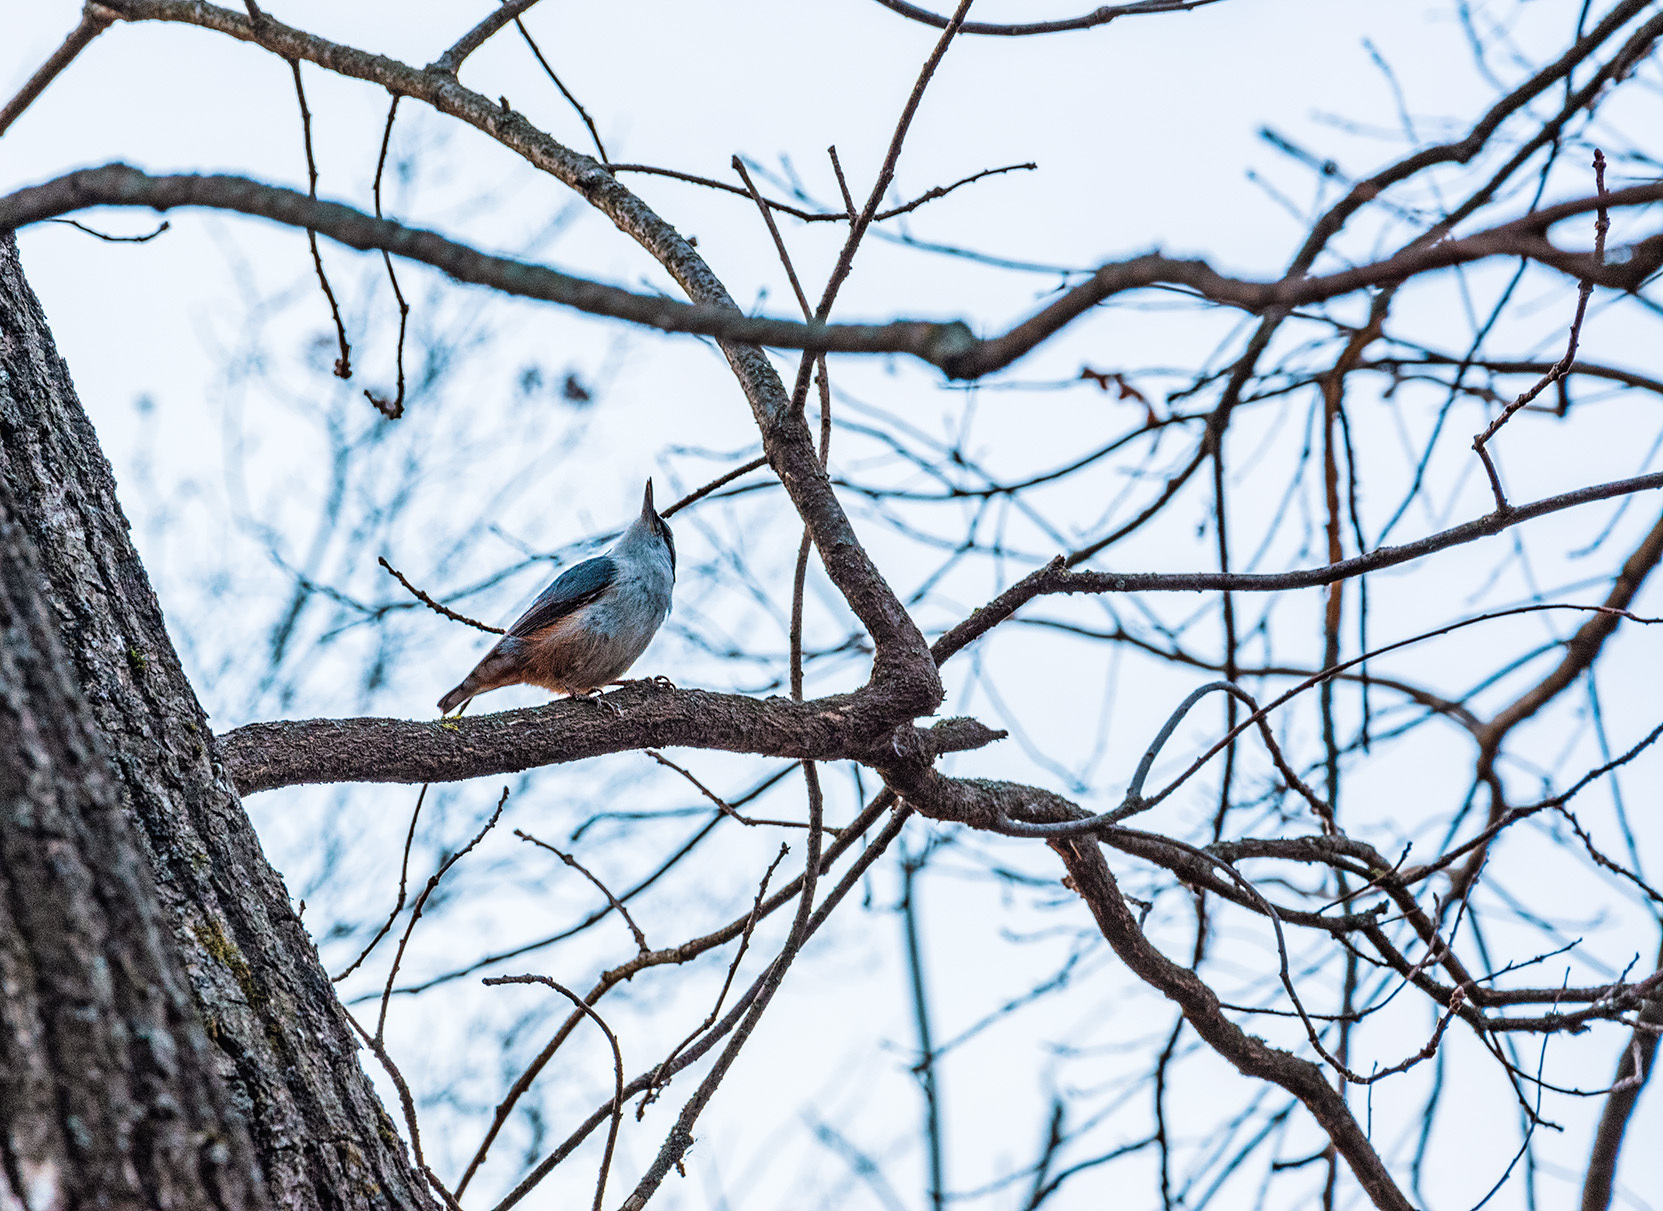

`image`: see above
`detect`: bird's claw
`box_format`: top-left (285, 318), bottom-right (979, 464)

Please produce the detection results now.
top-left (572, 688), bottom-right (624, 718)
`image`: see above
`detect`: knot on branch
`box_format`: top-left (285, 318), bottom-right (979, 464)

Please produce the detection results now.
top-left (905, 716), bottom-right (1008, 761)
top-left (925, 320), bottom-right (980, 377)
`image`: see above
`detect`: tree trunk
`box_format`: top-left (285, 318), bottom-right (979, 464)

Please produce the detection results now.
top-left (0, 462), bottom-right (266, 1209)
top-left (0, 233), bottom-right (429, 1210)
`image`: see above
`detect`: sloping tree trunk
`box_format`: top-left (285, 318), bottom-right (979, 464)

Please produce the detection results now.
top-left (0, 233), bottom-right (429, 1210)
top-left (0, 453), bottom-right (264, 1209)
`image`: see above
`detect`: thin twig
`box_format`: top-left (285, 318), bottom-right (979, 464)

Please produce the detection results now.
top-left (455, 791), bottom-right (894, 1200)
top-left (867, 0), bottom-right (1229, 37)
top-left (288, 58), bottom-right (351, 379)
top-left (515, 16), bottom-right (607, 164)
top-left (732, 149), bottom-right (827, 704)
top-left (660, 454), bottom-right (770, 518)
top-left (489, 799), bottom-right (909, 1211)
top-left (483, 974), bottom-right (623, 1211)
top-left (733, 156), bottom-right (811, 317)
top-left (515, 829), bottom-right (649, 953)
top-left (1472, 149), bottom-right (1609, 509)
top-left (378, 556), bottom-right (504, 634)
top-left (637, 844), bottom-right (790, 1113)
top-left (828, 146), bottom-right (857, 220)
top-left (606, 159), bottom-right (1034, 222)
top-left (43, 217), bottom-right (169, 242)
top-left (376, 788), bottom-right (508, 1042)
top-left (792, 359), bottom-right (834, 698)
top-left (347, 1011), bottom-right (440, 1182)
top-left (614, 757), bottom-right (831, 1210)
top-left (644, 750), bottom-right (841, 834)
top-left (333, 782), bottom-right (428, 982)
top-left (365, 95), bottom-right (408, 419)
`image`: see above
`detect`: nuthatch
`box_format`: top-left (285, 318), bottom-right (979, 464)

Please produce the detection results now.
top-left (437, 480), bottom-right (676, 714)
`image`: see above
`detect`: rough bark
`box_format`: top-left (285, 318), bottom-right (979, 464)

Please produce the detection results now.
top-left (0, 461), bottom-right (264, 1211)
top-left (0, 233), bottom-right (429, 1210)
top-left (220, 693), bottom-right (1005, 796)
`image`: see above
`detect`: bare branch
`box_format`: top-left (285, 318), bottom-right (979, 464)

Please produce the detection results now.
top-left (287, 58), bottom-right (351, 380)
top-left (0, 4), bottom-right (114, 137)
top-left (42, 217), bottom-right (168, 242)
top-left (482, 974), bottom-right (623, 1211)
top-left (490, 799), bottom-right (911, 1211)
top-left (515, 829), bottom-right (649, 953)
top-left (932, 473), bottom-right (1663, 662)
top-left (364, 94), bottom-right (408, 419)
top-left (511, 17), bottom-right (607, 165)
top-left (4, 165), bottom-right (1656, 380)
top-left (378, 556), bottom-right (503, 634)
top-left (1050, 839), bottom-right (1414, 1211)
top-left (867, 0), bottom-right (1230, 37)
top-left (431, 0), bottom-right (544, 74)
top-left (659, 454), bottom-right (769, 518)
top-left (217, 685), bottom-right (1005, 794)
top-left (1472, 150), bottom-right (1610, 509)
top-left (609, 160), bottom-right (1036, 223)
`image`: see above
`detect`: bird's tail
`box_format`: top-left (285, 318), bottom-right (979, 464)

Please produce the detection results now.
top-left (438, 640), bottom-right (525, 714)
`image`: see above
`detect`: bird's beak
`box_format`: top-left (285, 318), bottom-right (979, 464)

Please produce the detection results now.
top-left (641, 478), bottom-right (655, 518)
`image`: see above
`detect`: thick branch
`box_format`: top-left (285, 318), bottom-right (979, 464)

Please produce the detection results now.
top-left (870, 759), bottom-right (1415, 1210)
top-left (1053, 838), bottom-right (1414, 1210)
top-left (217, 683), bottom-right (1004, 795)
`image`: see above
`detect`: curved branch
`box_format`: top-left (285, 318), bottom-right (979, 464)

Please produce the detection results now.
top-left (1052, 837), bottom-right (1413, 1210)
top-left (932, 471), bottom-right (1663, 661)
top-left (868, 759), bottom-right (1415, 1210)
top-left (2, 166), bottom-right (1658, 382)
top-left (867, 0), bottom-right (1230, 37)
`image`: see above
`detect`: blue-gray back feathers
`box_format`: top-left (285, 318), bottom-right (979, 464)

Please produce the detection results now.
top-left (508, 555), bottom-right (617, 637)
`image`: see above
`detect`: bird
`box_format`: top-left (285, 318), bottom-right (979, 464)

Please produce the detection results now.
top-left (437, 479), bottom-right (676, 715)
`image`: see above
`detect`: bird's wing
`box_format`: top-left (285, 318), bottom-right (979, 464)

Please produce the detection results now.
top-left (506, 556), bottom-right (618, 637)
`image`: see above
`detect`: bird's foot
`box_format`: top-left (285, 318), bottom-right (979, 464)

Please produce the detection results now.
top-left (572, 687), bottom-right (624, 718)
